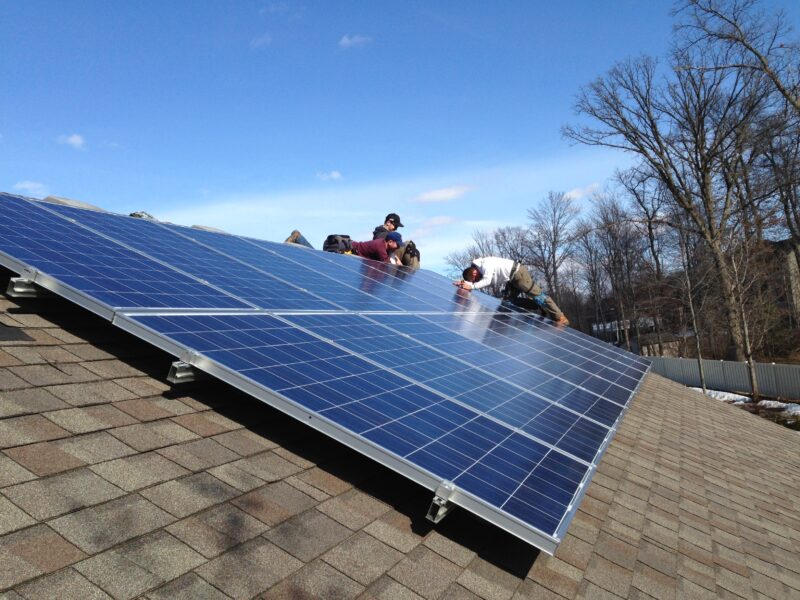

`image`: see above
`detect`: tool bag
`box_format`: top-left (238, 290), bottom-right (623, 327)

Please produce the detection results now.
top-left (322, 234), bottom-right (353, 253)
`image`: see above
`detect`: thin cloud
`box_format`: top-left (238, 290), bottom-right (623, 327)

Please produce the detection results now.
top-left (259, 2), bottom-right (289, 14)
top-left (339, 34), bottom-right (372, 49)
top-left (250, 33), bottom-right (273, 49)
top-left (316, 170), bottom-right (343, 182)
top-left (57, 133), bottom-right (86, 150)
top-left (564, 182), bottom-right (600, 200)
top-left (410, 215), bottom-right (459, 239)
top-left (13, 181), bottom-right (49, 197)
top-left (413, 185), bottom-right (471, 203)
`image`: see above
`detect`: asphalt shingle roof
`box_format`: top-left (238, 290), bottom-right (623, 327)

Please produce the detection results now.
top-left (0, 269), bottom-right (799, 599)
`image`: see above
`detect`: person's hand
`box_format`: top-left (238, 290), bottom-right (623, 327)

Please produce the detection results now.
top-left (453, 280), bottom-right (473, 290)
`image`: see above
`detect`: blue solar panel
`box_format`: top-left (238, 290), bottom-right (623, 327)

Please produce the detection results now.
top-left (44, 202), bottom-right (340, 311)
top-left (249, 233), bottom-right (498, 313)
top-left (0, 193), bottom-right (650, 553)
top-left (0, 194), bottom-right (247, 309)
top-left (131, 312), bottom-right (591, 538)
top-left (245, 235), bottom-right (500, 314)
top-left (304, 312), bottom-right (629, 431)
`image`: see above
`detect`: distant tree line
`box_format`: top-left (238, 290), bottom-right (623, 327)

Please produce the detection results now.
top-left (446, 0), bottom-right (800, 395)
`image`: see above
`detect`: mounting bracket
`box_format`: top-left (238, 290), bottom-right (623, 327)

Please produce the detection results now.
top-left (167, 361), bottom-right (196, 384)
top-left (426, 481), bottom-right (456, 523)
top-left (167, 350), bottom-right (207, 384)
top-left (6, 277), bottom-right (44, 298)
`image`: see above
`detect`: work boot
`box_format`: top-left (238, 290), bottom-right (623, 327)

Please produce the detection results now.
top-left (285, 230), bottom-right (302, 244)
top-left (554, 315), bottom-right (570, 327)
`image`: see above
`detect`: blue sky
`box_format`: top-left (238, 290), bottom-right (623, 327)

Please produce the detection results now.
top-left (2, 1), bottom-right (797, 272)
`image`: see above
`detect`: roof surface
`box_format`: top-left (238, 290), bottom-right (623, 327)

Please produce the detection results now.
top-left (0, 270), bottom-right (799, 599)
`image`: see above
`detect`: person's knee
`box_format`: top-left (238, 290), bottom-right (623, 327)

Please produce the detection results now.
top-left (532, 292), bottom-right (548, 307)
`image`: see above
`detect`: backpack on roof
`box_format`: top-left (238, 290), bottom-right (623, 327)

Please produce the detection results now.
top-left (322, 234), bottom-right (353, 253)
top-left (397, 240), bottom-right (420, 269)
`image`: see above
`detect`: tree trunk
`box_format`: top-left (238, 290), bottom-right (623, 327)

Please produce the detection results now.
top-left (687, 284), bottom-right (707, 394)
top-left (680, 233), bottom-right (707, 393)
top-left (708, 242), bottom-right (747, 360)
top-left (617, 299), bottom-right (631, 351)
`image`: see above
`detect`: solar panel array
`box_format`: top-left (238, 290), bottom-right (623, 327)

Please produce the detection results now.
top-left (0, 192), bottom-right (650, 553)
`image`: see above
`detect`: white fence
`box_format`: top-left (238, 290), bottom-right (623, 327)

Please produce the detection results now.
top-left (648, 357), bottom-right (800, 400)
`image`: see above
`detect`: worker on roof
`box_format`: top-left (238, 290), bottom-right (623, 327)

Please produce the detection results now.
top-left (372, 213), bottom-right (403, 240)
top-left (352, 231), bottom-right (403, 263)
top-left (454, 257), bottom-right (570, 326)
top-left (284, 230), bottom-right (313, 248)
top-left (324, 231), bottom-right (403, 263)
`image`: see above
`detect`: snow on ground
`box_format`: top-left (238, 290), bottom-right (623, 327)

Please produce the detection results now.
top-left (691, 387), bottom-right (800, 415)
top-left (691, 388), bottom-right (751, 404)
top-left (758, 400), bottom-right (800, 415)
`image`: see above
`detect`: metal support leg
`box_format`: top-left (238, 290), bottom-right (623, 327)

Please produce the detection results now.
top-left (426, 482), bottom-right (456, 523)
top-left (6, 277), bottom-right (46, 298)
top-left (167, 361), bottom-right (197, 384)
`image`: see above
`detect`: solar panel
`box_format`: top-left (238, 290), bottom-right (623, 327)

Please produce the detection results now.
top-left (167, 224), bottom-right (497, 314)
top-left (43, 202), bottom-right (345, 312)
top-left (0, 194), bottom-right (248, 314)
top-left (122, 312), bottom-right (591, 539)
top-left (0, 192), bottom-right (650, 553)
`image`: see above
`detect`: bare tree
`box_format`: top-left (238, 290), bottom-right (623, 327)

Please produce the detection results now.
top-left (526, 191), bottom-right (579, 302)
top-left (445, 229), bottom-right (499, 277)
top-left (592, 195), bottom-right (646, 351)
top-left (617, 167), bottom-right (672, 354)
top-left (564, 39), bottom-right (769, 360)
top-left (762, 104), bottom-right (800, 274)
top-left (676, 0), bottom-right (800, 113)
top-left (677, 217), bottom-right (711, 393)
top-left (574, 221), bottom-right (610, 334)
top-left (494, 226), bottom-right (531, 265)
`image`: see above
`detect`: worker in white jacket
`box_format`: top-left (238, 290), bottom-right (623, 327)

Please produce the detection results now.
top-left (454, 257), bottom-right (569, 326)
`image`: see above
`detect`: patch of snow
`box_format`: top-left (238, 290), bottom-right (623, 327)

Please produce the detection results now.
top-left (758, 400), bottom-right (787, 410)
top-left (757, 400), bottom-right (800, 415)
top-left (690, 387), bottom-right (751, 403)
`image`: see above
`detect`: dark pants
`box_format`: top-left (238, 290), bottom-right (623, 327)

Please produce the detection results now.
top-left (507, 265), bottom-right (565, 320)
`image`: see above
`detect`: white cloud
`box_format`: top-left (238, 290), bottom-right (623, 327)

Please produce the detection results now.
top-left (413, 185), bottom-right (471, 203)
top-left (339, 34), bottom-right (372, 48)
top-left (57, 133), bottom-right (86, 150)
top-left (250, 33), bottom-right (273, 49)
top-left (316, 170), bottom-right (343, 181)
top-left (13, 181), bottom-right (49, 197)
top-left (564, 182), bottom-right (600, 200)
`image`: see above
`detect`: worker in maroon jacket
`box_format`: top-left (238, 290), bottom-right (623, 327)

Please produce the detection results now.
top-left (351, 231), bottom-right (403, 263)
